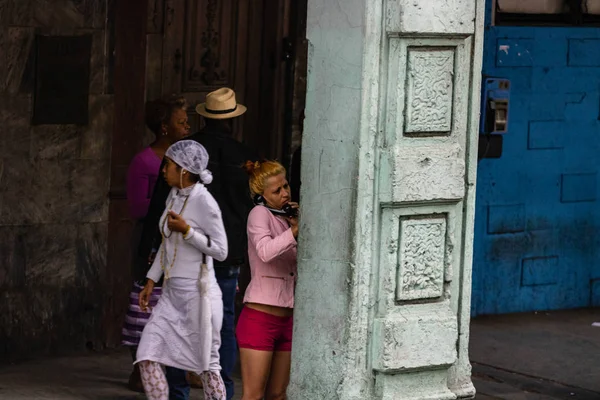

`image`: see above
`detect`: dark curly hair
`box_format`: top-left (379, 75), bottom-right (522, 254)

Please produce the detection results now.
top-left (145, 94), bottom-right (188, 137)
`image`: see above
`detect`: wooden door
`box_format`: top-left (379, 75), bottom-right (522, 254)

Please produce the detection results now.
top-left (158, 0), bottom-right (306, 312)
top-left (160, 0), bottom-right (297, 160)
top-left (161, 0), bottom-right (246, 138)
top-left (107, 0), bottom-right (307, 343)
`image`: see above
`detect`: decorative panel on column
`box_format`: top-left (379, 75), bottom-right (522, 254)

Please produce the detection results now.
top-left (383, 37), bottom-right (472, 204)
top-left (373, 204), bottom-right (461, 369)
top-left (380, 207), bottom-right (459, 310)
top-left (404, 48), bottom-right (455, 135)
top-left (385, 0), bottom-right (476, 34)
top-left (372, 25), bottom-right (479, 400)
top-left (396, 215), bottom-right (448, 301)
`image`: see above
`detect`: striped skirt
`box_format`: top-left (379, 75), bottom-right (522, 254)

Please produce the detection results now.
top-left (121, 283), bottom-right (163, 346)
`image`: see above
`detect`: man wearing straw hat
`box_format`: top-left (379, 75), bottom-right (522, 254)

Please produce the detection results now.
top-left (139, 88), bottom-right (256, 400)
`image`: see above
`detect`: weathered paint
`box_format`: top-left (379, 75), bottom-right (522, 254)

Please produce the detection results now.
top-left (288, 0), bottom-right (365, 397)
top-left (290, 0), bottom-right (485, 398)
top-left (472, 1), bottom-right (600, 316)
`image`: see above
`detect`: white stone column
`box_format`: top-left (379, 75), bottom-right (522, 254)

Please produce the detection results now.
top-left (289, 1), bottom-right (485, 399)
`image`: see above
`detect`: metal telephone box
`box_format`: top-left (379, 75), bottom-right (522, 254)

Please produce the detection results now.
top-left (478, 77), bottom-right (510, 160)
top-left (480, 78), bottom-right (510, 135)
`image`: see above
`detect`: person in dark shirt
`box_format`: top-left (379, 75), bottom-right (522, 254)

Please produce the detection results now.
top-left (137, 88), bottom-right (257, 400)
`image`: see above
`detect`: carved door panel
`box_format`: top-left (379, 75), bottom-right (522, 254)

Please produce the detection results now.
top-left (161, 0), bottom-right (296, 159)
top-left (158, 0), bottom-right (306, 318)
top-left (161, 0), bottom-right (253, 145)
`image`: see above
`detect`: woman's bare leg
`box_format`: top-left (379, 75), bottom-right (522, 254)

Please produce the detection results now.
top-left (239, 348), bottom-right (273, 400)
top-left (264, 351), bottom-right (291, 400)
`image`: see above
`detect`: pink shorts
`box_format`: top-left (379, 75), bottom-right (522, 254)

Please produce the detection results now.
top-left (236, 306), bottom-right (293, 352)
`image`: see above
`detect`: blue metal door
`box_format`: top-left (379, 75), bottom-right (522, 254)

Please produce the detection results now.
top-left (472, 2), bottom-right (600, 316)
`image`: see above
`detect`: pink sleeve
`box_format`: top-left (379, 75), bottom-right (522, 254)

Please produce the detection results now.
top-left (247, 207), bottom-right (296, 263)
top-left (126, 153), bottom-right (152, 220)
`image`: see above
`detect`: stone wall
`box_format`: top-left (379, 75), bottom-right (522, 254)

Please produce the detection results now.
top-left (0, 0), bottom-right (113, 360)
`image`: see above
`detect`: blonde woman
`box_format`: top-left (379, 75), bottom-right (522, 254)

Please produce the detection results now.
top-left (136, 140), bottom-right (227, 400)
top-left (237, 160), bottom-right (299, 400)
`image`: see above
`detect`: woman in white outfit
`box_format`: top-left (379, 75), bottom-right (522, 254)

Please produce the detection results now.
top-left (136, 140), bottom-right (228, 400)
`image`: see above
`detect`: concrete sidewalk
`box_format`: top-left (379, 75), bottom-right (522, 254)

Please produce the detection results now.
top-left (470, 308), bottom-right (600, 399)
top-left (0, 350), bottom-right (242, 400)
top-left (0, 308), bottom-right (598, 399)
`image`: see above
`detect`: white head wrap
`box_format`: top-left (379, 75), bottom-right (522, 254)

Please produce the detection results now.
top-left (165, 140), bottom-right (213, 184)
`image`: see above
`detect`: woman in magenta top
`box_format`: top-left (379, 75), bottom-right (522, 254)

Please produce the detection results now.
top-left (126, 147), bottom-right (161, 220)
top-left (127, 95), bottom-right (191, 219)
top-left (236, 160), bottom-right (299, 400)
top-left (122, 94), bottom-right (191, 392)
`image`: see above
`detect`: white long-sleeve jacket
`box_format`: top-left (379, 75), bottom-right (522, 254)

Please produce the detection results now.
top-left (147, 183), bottom-right (228, 283)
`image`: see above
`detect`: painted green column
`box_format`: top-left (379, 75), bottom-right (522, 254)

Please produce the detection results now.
top-left (289, 0), bottom-right (485, 399)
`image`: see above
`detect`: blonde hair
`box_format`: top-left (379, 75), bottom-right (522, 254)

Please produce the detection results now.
top-left (243, 160), bottom-right (286, 196)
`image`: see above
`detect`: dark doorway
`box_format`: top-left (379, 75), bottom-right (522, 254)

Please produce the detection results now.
top-left (107, 0), bottom-right (307, 346)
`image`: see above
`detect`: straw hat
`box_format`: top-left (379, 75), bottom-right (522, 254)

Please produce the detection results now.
top-left (195, 88), bottom-right (247, 120)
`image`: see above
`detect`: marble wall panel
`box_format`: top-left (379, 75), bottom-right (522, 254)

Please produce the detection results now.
top-left (24, 223), bottom-right (77, 287)
top-left (0, 95), bottom-right (32, 159)
top-left (72, 158), bottom-right (110, 223)
top-left (0, 0), bottom-right (113, 360)
top-left (33, 0), bottom-right (84, 29)
top-left (81, 94), bottom-right (113, 159)
top-left (30, 125), bottom-right (82, 160)
top-left (0, 27), bottom-right (34, 94)
top-left (0, 226), bottom-right (27, 288)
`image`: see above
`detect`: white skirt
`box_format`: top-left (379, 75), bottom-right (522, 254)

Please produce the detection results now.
top-left (135, 276), bottom-right (223, 373)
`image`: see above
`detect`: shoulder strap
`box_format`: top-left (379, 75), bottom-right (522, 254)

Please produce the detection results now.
top-left (202, 235), bottom-right (212, 264)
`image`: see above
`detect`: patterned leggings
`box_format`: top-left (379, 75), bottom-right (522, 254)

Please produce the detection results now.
top-left (139, 360), bottom-right (226, 400)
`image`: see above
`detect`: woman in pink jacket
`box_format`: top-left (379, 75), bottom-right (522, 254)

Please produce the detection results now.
top-left (237, 160), bottom-right (299, 400)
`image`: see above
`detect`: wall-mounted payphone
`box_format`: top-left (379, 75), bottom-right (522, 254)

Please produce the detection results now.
top-left (481, 78), bottom-right (510, 134)
top-left (479, 77), bottom-right (510, 160)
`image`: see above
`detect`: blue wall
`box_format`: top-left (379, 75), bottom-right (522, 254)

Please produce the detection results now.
top-left (472, 3), bottom-right (600, 316)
